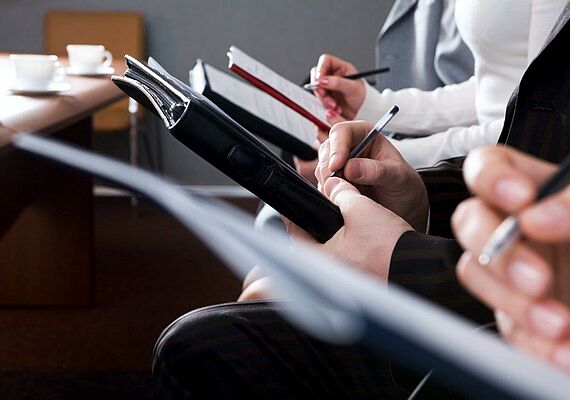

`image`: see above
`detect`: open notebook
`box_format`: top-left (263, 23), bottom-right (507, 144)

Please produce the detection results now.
top-left (190, 60), bottom-right (318, 160)
top-left (15, 132), bottom-right (570, 400)
top-left (227, 46), bottom-right (331, 132)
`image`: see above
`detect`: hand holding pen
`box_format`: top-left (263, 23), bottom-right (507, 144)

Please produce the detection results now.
top-left (314, 116), bottom-right (430, 233)
top-left (303, 67), bottom-right (390, 91)
top-left (478, 150), bottom-right (570, 265)
top-left (308, 54), bottom-right (387, 120)
top-left (452, 146), bottom-right (570, 370)
top-left (331, 105), bottom-right (399, 179)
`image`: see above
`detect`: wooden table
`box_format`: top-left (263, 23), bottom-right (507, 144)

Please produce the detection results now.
top-left (0, 53), bottom-right (126, 306)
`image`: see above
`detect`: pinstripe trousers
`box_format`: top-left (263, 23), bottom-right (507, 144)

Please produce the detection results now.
top-left (152, 300), bottom-right (462, 399)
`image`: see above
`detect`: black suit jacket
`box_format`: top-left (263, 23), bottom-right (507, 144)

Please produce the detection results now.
top-left (388, 6), bottom-right (570, 324)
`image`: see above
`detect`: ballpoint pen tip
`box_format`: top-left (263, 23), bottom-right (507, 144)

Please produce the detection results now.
top-left (478, 253), bottom-right (491, 266)
top-left (303, 83), bottom-right (319, 90)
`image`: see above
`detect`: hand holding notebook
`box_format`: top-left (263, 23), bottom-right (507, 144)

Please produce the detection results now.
top-left (112, 55), bottom-right (344, 242)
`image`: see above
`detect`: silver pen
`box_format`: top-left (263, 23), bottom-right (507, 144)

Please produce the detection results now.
top-left (331, 105), bottom-right (399, 179)
top-left (479, 153), bottom-right (570, 265)
top-left (303, 67), bottom-right (390, 91)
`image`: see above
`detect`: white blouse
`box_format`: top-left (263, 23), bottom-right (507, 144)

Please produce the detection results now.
top-left (355, 0), bottom-right (567, 168)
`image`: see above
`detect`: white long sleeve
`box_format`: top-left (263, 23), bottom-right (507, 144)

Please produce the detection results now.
top-left (357, 0), bottom-right (565, 167)
top-left (390, 118), bottom-right (504, 169)
top-left (355, 78), bottom-right (477, 136)
top-left (527, 0), bottom-right (568, 63)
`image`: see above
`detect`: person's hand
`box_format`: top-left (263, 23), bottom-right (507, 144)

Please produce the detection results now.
top-left (310, 54), bottom-right (366, 120)
top-left (314, 107), bottom-right (345, 145)
top-left (293, 157), bottom-right (319, 185)
top-left (316, 120), bottom-right (429, 232)
top-left (239, 178), bottom-right (413, 300)
top-left (294, 113), bottom-right (347, 185)
top-left (287, 177), bottom-right (412, 280)
top-left (238, 265), bottom-right (275, 302)
top-left (452, 146), bottom-right (570, 372)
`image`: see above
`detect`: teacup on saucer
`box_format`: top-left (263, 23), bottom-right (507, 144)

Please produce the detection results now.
top-left (7, 81), bottom-right (72, 96)
top-left (66, 65), bottom-right (115, 77)
top-left (67, 44), bottom-right (113, 74)
top-left (9, 54), bottom-right (66, 91)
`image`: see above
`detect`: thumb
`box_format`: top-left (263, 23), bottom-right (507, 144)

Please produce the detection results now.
top-left (323, 177), bottom-right (360, 211)
top-left (344, 158), bottom-right (406, 189)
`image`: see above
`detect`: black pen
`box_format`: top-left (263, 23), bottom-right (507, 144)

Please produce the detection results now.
top-left (479, 153), bottom-right (570, 265)
top-left (330, 105), bottom-right (399, 179)
top-left (303, 67), bottom-right (390, 90)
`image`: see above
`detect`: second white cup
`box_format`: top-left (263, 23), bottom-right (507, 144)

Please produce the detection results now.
top-left (67, 44), bottom-right (113, 73)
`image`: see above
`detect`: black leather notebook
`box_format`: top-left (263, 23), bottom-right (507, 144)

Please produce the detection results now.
top-left (111, 55), bottom-right (344, 243)
top-left (189, 60), bottom-right (317, 160)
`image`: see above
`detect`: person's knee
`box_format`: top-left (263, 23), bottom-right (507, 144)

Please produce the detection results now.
top-left (152, 305), bottom-right (232, 398)
top-left (154, 304), bottom-right (235, 374)
top-left (152, 301), bottom-right (274, 398)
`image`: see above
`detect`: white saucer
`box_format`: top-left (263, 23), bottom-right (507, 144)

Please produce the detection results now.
top-left (66, 66), bottom-right (115, 77)
top-left (6, 82), bottom-right (72, 95)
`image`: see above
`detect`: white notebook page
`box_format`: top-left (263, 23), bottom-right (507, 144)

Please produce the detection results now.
top-left (227, 46), bottom-right (329, 127)
top-left (190, 62), bottom-right (316, 146)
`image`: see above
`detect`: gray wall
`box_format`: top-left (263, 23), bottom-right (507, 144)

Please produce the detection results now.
top-left (0, 0), bottom-right (394, 184)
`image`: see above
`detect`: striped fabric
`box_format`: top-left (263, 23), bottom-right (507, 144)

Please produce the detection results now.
top-left (389, 8), bottom-right (570, 325)
top-left (499, 3), bottom-right (570, 163)
top-left (153, 301), bottom-right (410, 399)
top-left (389, 156), bottom-right (493, 325)
top-left (153, 9), bottom-right (570, 400)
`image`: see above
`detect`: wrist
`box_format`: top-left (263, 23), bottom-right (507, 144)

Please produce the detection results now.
top-left (363, 218), bottom-right (413, 282)
top-left (354, 82), bottom-right (386, 122)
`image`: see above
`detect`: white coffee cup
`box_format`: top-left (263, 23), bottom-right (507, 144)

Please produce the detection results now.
top-left (67, 44), bottom-right (113, 73)
top-left (9, 54), bottom-right (65, 91)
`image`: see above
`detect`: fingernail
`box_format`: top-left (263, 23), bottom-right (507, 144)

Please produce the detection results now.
top-left (530, 302), bottom-right (569, 338)
top-left (319, 78), bottom-right (329, 85)
top-left (508, 260), bottom-right (547, 297)
top-left (347, 162), bottom-right (363, 179)
top-left (324, 177), bottom-right (341, 198)
top-left (326, 109), bottom-right (338, 119)
top-left (495, 177), bottom-right (532, 209)
top-left (495, 310), bottom-right (514, 334)
top-left (553, 344), bottom-right (570, 371)
top-left (325, 98), bottom-right (337, 109)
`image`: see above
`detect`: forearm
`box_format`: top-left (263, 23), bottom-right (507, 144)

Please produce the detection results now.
top-left (388, 231), bottom-right (493, 324)
top-left (390, 118), bottom-right (504, 169)
top-left (355, 77), bottom-right (478, 135)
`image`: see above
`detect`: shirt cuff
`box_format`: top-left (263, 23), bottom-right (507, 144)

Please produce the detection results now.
top-left (354, 82), bottom-right (387, 122)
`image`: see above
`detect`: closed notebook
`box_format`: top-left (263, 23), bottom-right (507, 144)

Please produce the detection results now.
top-left (111, 55), bottom-right (344, 243)
top-left (190, 60), bottom-right (317, 160)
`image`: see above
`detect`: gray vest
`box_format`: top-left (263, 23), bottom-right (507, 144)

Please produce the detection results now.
top-left (375, 0), bottom-right (474, 91)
